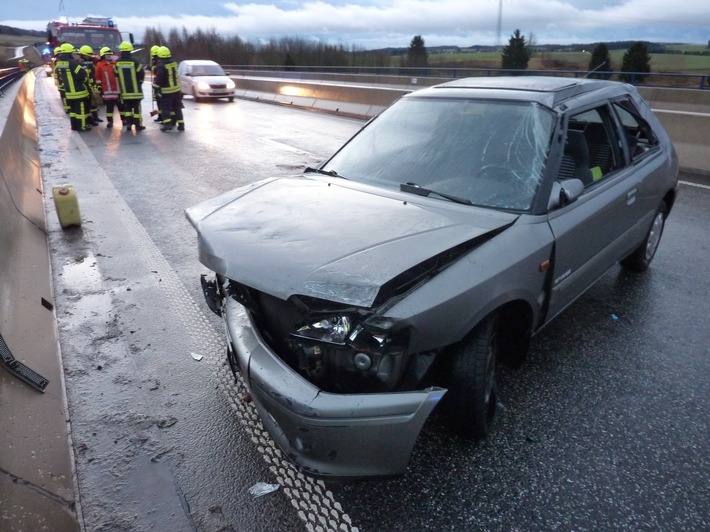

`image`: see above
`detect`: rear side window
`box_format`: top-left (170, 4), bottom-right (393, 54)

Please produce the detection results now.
top-left (612, 99), bottom-right (659, 162)
top-left (558, 106), bottom-right (622, 186)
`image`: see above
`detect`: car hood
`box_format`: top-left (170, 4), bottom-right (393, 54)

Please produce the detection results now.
top-left (192, 75), bottom-right (231, 85)
top-left (186, 175), bottom-right (517, 308)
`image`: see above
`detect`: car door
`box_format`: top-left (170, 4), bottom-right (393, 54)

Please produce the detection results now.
top-left (609, 96), bottom-right (668, 227)
top-left (545, 102), bottom-right (646, 320)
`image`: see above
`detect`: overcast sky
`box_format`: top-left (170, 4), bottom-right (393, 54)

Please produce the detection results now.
top-left (2, 0), bottom-right (709, 49)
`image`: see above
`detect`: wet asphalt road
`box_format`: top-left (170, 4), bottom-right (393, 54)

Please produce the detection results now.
top-left (34, 73), bottom-right (709, 531)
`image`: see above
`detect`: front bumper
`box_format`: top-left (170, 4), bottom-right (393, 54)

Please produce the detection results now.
top-left (222, 295), bottom-right (446, 478)
top-left (198, 89), bottom-right (234, 99)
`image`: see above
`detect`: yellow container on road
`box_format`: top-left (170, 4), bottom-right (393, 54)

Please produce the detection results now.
top-left (52, 184), bottom-right (81, 228)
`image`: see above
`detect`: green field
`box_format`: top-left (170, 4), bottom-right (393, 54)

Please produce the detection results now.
top-left (425, 46), bottom-right (710, 74)
top-left (0, 34), bottom-right (39, 47)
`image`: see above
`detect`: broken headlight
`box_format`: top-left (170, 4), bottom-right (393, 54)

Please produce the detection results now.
top-left (295, 316), bottom-right (352, 345)
top-left (289, 312), bottom-right (414, 392)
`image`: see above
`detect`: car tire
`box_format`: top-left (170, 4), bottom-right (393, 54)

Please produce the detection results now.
top-left (192, 88), bottom-right (201, 103)
top-left (620, 202), bottom-right (667, 272)
top-left (442, 313), bottom-right (499, 439)
top-left (228, 97), bottom-right (234, 102)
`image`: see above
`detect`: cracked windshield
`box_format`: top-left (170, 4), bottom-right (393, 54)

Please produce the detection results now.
top-left (323, 98), bottom-right (555, 210)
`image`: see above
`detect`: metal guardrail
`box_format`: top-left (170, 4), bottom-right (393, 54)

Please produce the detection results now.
top-left (0, 68), bottom-right (24, 96)
top-left (222, 65), bottom-right (710, 90)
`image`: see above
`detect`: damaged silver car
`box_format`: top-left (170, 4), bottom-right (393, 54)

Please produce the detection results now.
top-left (186, 77), bottom-right (679, 478)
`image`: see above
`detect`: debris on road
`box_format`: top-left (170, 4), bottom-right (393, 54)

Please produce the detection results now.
top-left (248, 482), bottom-right (280, 498)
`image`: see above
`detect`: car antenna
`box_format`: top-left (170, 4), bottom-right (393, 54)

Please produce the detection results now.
top-left (583, 61), bottom-right (607, 79)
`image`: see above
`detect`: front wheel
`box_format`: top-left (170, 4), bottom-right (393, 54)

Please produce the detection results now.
top-left (441, 313), bottom-right (499, 439)
top-left (620, 202), bottom-right (667, 272)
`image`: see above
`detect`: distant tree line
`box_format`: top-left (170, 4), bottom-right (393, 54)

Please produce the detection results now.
top-left (1, 23), bottom-right (705, 80)
top-left (0, 25), bottom-right (44, 38)
top-left (142, 26), bottom-right (390, 67)
top-left (499, 29), bottom-right (653, 83)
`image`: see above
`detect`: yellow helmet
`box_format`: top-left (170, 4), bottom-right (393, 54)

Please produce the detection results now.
top-left (53, 46), bottom-right (61, 55)
top-left (157, 46), bottom-right (171, 59)
top-left (79, 45), bottom-right (93, 56)
top-left (60, 43), bottom-right (75, 54)
top-left (119, 41), bottom-right (134, 52)
top-left (150, 45), bottom-right (160, 56)
top-left (100, 47), bottom-right (112, 57)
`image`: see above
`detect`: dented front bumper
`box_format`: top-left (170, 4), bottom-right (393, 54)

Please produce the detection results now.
top-left (221, 294), bottom-right (446, 478)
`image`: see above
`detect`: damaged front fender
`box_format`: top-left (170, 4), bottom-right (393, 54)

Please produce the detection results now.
top-left (223, 296), bottom-right (446, 478)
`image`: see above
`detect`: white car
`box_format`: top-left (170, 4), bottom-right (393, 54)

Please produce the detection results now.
top-left (177, 60), bottom-right (235, 102)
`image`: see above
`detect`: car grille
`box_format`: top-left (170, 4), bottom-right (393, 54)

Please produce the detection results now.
top-left (210, 84), bottom-right (227, 89)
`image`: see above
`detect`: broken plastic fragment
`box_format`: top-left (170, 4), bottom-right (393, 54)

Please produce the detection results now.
top-left (157, 417), bottom-right (178, 428)
top-left (248, 482), bottom-right (280, 498)
top-left (191, 352), bottom-right (203, 361)
top-left (611, 314), bottom-right (619, 321)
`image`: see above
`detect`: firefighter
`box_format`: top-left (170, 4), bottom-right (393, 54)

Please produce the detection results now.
top-left (154, 46), bottom-right (184, 131)
top-left (95, 47), bottom-right (122, 128)
top-left (52, 46), bottom-right (70, 114)
top-left (114, 41), bottom-right (145, 132)
top-left (79, 45), bottom-right (102, 125)
top-left (18, 58), bottom-right (30, 73)
top-left (54, 43), bottom-right (92, 131)
top-left (150, 45), bottom-right (162, 122)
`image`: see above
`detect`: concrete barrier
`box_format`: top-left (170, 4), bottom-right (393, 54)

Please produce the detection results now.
top-left (653, 110), bottom-right (710, 176)
top-left (638, 86), bottom-right (710, 114)
top-left (233, 76), bottom-right (710, 175)
top-left (233, 76), bottom-right (410, 118)
top-left (0, 72), bottom-right (79, 530)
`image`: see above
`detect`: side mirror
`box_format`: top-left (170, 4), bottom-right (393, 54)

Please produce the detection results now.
top-left (548, 179), bottom-right (584, 210)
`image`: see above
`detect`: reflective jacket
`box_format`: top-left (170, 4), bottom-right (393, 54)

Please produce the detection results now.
top-left (53, 58), bottom-right (64, 90)
top-left (155, 58), bottom-right (180, 95)
top-left (81, 58), bottom-right (98, 93)
top-left (55, 54), bottom-right (89, 99)
top-left (95, 58), bottom-right (120, 100)
top-left (114, 52), bottom-right (144, 100)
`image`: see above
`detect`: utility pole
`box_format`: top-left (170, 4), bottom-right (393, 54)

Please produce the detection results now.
top-left (495, 0), bottom-right (503, 49)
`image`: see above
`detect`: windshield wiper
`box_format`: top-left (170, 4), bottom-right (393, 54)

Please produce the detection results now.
top-left (305, 167), bottom-right (344, 178)
top-left (400, 182), bottom-right (473, 205)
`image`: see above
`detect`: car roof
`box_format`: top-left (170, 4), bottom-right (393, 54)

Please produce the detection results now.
top-left (179, 59), bottom-right (220, 66)
top-left (411, 76), bottom-right (632, 110)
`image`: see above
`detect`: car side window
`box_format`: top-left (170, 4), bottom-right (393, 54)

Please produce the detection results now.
top-left (557, 106), bottom-right (622, 187)
top-left (612, 99), bottom-right (659, 162)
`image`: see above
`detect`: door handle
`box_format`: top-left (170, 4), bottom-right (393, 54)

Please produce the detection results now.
top-left (626, 188), bottom-right (637, 205)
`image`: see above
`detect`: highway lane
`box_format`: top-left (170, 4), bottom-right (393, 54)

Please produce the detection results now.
top-left (34, 73), bottom-right (709, 531)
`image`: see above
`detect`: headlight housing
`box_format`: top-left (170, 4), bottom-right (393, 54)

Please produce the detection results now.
top-left (226, 79), bottom-right (235, 89)
top-left (196, 81), bottom-right (210, 91)
top-left (295, 316), bottom-right (352, 345)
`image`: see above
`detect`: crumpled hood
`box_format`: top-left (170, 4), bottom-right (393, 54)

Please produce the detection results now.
top-left (186, 175), bottom-right (516, 307)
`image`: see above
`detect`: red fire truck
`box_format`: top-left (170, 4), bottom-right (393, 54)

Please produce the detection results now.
top-left (46, 17), bottom-right (130, 57)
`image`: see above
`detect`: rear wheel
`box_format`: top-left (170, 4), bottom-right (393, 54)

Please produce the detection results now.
top-left (442, 313), bottom-right (499, 439)
top-left (620, 202), bottom-right (667, 272)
